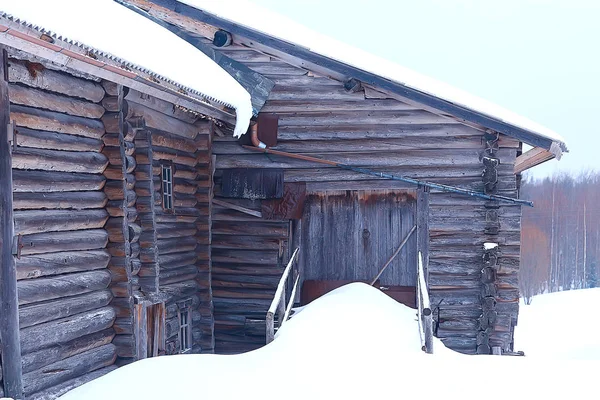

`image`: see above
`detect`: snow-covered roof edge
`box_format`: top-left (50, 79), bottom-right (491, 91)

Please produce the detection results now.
top-left (0, 2), bottom-right (252, 137)
top-left (176, 0), bottom-right (568, 155)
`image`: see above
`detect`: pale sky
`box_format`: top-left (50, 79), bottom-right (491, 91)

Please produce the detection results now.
top-left (249, 0), bottom-right (600, 178)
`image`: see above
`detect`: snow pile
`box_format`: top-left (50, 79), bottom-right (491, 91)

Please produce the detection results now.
top-left (515, 288), bottom-right (600, 360)
top-left (183, 0), bottom-right (566, 149)
top-left (59, 283), bottom-right (599, 400)
top-left (0, 0), bottom-right (252, 137)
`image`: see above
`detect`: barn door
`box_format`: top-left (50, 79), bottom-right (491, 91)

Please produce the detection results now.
top-left (300, 190), bottom-right (417, 299)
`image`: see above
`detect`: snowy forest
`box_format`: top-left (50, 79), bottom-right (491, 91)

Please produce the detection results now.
top-left (520, 171), bottom-right (600, 302)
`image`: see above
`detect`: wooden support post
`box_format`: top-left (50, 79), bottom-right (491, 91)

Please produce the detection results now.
top-left (416, 187), bottom-right (430, 285)
top-left (0, 46), bottom-right (24, 398)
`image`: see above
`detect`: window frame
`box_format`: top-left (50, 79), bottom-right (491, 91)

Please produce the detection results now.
top-left (177, 299), bottom-right (192, 354)
top-left (160, 162), bottom-right (175, 213)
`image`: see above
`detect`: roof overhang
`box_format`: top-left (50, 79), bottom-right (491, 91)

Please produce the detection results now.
top-left (127, 0), bottom-right (567, 159)
top-left (0, 14), bottom-right (237, 125)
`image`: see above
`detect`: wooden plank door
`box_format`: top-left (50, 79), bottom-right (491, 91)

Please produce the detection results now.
top-left (300, 189), bottom-right (417, 286)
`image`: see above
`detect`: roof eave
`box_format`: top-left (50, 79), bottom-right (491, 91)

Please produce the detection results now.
top-left (146, 0), bottom-right (567, 154)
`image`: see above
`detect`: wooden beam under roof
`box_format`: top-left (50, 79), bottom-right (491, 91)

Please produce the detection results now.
top-left (514, 146), bottom-right (555, 174)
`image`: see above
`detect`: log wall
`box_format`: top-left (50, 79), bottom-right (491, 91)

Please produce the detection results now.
top-left (209, 43), bottom-right (522, 355)
top-left (129, 95), bottom-right (215, 355)
top-left (8, 58), bottom-right (117, 398)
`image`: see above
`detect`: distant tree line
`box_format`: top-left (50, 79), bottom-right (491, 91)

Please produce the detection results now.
top-left (519, 171), bottom-right (599, 303)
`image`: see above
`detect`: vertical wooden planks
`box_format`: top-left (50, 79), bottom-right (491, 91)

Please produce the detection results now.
top-left (0, 46), bottom-right (24, 399)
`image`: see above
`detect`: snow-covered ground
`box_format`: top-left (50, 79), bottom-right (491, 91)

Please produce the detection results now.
top-left (515, 288), bottom-right (600, 360)
top-left (59, 283), bottom-right (599, 400)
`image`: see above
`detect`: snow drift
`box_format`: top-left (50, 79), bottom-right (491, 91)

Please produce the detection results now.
top-left (516, 288), bottom-right (600, 360)
top-left (59, 283), bottom-right (598, 400)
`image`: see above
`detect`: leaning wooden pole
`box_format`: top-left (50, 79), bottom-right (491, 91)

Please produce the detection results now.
top-left (0, 47), bottom-right (24, 398)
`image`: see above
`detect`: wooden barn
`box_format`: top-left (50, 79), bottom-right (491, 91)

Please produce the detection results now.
top-left (0, 0), bottom-right (567, 398)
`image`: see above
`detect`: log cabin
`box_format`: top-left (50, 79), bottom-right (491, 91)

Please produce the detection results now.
top-left (0, 0), bottom-right (567, 398)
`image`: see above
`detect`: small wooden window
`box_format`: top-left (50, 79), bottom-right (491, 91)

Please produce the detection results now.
top-left (177, 300), bottom-right (192, 353)
top-left (161, 164), bottom-right (174, 211)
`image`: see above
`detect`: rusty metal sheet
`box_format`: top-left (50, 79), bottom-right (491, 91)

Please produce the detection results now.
top-left (261, 182), bottom-right (306, 220)
top-left (301, 280), bottom-right (416, 308)
top-left (257, 113), bottom-right (279, 147)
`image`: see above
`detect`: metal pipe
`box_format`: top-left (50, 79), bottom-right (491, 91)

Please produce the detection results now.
top-left (242, 145), bottom-right (534, 207)
top-left (250, 122), bottom-right (267, 149)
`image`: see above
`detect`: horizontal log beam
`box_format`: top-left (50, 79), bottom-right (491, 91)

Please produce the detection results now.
top-left (13, 191), bottom-right (108, 210)
top-left (15, 126), bottom-right (104, 152)
top-left (21, 328), bottom-right (114, 375)
top-left (9, 83), bottom-right (105, 119)
top-left (11, 104), bottom-right (105, 139)
top-left (14, 209), bottom-right (109, 235)
top-left (12, 147), bottom-right (108, 173)
top-left (19, 229), bottom-right (108, 256)
top-left (12, 169), bottom-right (106, 192)
top-left (19, 290), bottom-right (113, 328)
top-left (16, 249), bottom-right (110, 280)
top-left (22, 343), bottom-right (116, 396)
top-left (17, 270), bottom-right (111, 305)
top-left (20, 307), bottom-right (116, 353)
top-left (8, 59), bottom-right (106, 102)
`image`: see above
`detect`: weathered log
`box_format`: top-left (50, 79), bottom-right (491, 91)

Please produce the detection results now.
top-left (112, 334), bottom-right (135, 358)
top-left (12, 147), bottom-right (108, 173)
top-left (15, 126), bottom-right (103, 152)
top-left (8, 59), bottom-right (105, 102)
top-left (20, 307), bottom-right (116, 353)
top-left (19, 229), bottom-right (108, 256)
top-left (12, 169), bottom-right (106, 193)
top-left (105, 217), bottom-right (127, 243)
top-left (21, 328), bottom-right (115, 375)
top-left (11, 104), bottom-right (105, 139)
top-left (19, 290), bottom-right (113, 328)
top-left (128, 101), bottom-right (199, 139)
top-left (101, 112), bottom-right (121, 134)
top-left (113, 317), bottom-right (133, 335)
top-left (126, 155), bottom-right (137, 173)
top-left (129, 223), bottom-right (142, 243)
top-left (158, 252), bottom-right (198, 270)
top-left (125, 89), bottom-right (200, 124)
top-left (111, 282), bottom-right (131, 298)
top-left (27, 366), bottom-right (117, 400)
top-left (145, 130), bottom-right (197, 153)
top-left (17, 270), bottom-right (112, 305)
top-left (150, 146), bottom-right (198, 167)
top-left (14, 209), bottom-right (108, 235)
top-left (161, 280), bottom-right (200, 302)
top-left (157, 237), bottom-right (198, 255)
top-left (159, 265), bottom-right (198, 286)
top-left (22, 344), bottom-right (117, 396)
top-left (102, 80), bottom-right (119, 97)
top-left (9, 83), bottom-right (105, 119)
top-left (16, 249), bottom-right (110, 280)
top-left (104, 165), bottom-right (123, 180)
top-left (13, 191), bottom-right (107, 210)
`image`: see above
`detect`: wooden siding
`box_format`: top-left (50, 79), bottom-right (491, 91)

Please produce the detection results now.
top-left (211, 42), bottom-right (521, 355)
top-left (8, 57), bottom-right (118, 398)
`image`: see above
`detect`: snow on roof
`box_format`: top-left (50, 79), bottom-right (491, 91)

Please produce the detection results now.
top-left (182, 0), bottom-right (567, 149)
top-left (0, 0), bottom-right (253, 137)
top-left (57, 283), bottom-right (598, 400)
